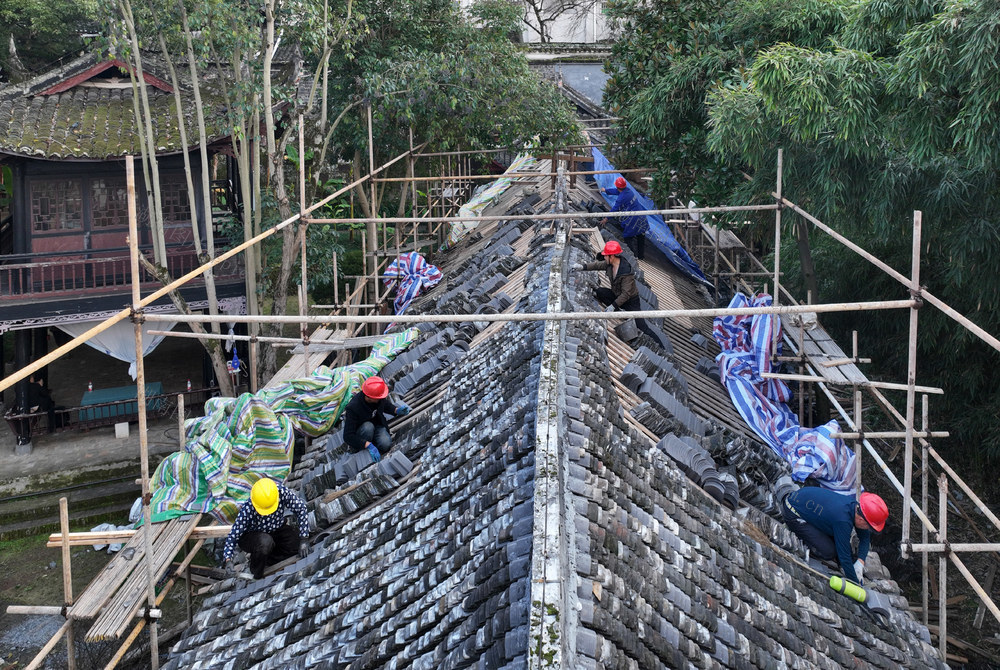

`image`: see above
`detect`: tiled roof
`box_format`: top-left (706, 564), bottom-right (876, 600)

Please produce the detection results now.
top-left (165, 166), bottom-right (945, 668)
top-left (0, 50), bottom-right (298, 160)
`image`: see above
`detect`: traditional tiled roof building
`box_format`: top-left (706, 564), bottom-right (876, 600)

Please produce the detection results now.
top-left (165, 163), bottom-right (945, 669)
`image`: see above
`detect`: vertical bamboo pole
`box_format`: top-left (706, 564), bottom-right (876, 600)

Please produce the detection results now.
top-left (772, 149), bottom-right (783, 360)
top-left (299, 115), bottom-right (309, 370)
top-left (366, 102), bottom-right (377, 316)
top-left (938, 473), bottom-right (948, 658)
top-left (249, 337), bottom-right (258, 393)
top-left (922, 393), bottom-right (930, 627)
top-left (854, 389), bottom-right (863, 497)
top-left (797, 325), bottom-right (805, 425)
top-left (408, 128), bottom-right (417, 253)
top-left (176, 394), bottom-right (185, 448)
top-left (126, 155), bottom-right (159, 670)
top-left (902, 211), bottom-right (922, 555)
top-left (59, 497), bottom-right (76, 670)
top-left (332, 251), bottom-right (339, 309)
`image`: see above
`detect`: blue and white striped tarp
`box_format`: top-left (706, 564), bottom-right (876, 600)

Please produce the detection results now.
top-left (713, 293), bottom-right (858, 493)
top-left (383, 252), bottom-right (443, 314)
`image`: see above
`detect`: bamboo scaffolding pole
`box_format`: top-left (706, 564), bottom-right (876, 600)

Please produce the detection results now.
top-left (760, 372), bottom-right (943, 394)
top-left (911, 544), bottom-right (1000, 552)
top-left (127, 156), bottom-right (160, 670)
top-left (304, 203), bottom-right (781, 227)
top-left (177, 393), bottom-right (185, 447)
top-left (147, 329), bottom-right (389, 351)
top-left (811, 368), bottom-right (1000, 627)
top-left (939, 474), bottom-right (948, 658)
top-left (831, 431), bottom-right (948, 439)
top-left (141, 299), bottom-right (916, 328)
top-left (24, 620), bottom-right (72, 670)
top-left (59, 497), bottom-right (76, 670)
top-left (412, 143), bottom-right (603, 157)
top-left (902, 211), bottom-right (923, 554)
top-left (104, 536), bottom-right (206, 670)
top-left (773, 149), bottom-right (783, 318)
top-left (6, 605), bottom-right (64, 615)
top-left (867, 384), bottom-right (1000, 536)
top-left (47, 525), bottom-right (230, 548)
top-left (781, 193), bottom-right (1000, 356)
top-left (0, 160), bottom-right (382, 395)
top-left (922, 394), bottom-right (930, 627)
top-left (372, 168), bottom-right (650, 183)
top-left (854, 390), bottom-right (863, 496)
top-left (299, 114), bottom-right (310, 374)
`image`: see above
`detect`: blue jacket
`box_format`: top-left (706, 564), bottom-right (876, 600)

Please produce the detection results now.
top-left (604, 186), bottom-right (649, 238)
top-left (786, 487), bottom-right (870, 582)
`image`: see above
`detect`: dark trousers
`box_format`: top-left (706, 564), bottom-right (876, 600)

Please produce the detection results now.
top-left (354, 422), bottom-right (392, 454)
top-left (625, 234), bottom-right (645, 260)
top-left (595, 288), bottom-right (640, 312)
top-left (237, 524), bottom-right (300, 578)
top-left (781, 496), bottom-right (836, 561)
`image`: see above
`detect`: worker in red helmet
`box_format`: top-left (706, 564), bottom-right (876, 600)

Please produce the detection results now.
top-left (342, 376), bottom-right (410, 462)
top-left (781, 487), bottom-right (888, 584)
top-left (600, 175), bottom-right (648, 260)
top-left (574, 240), bottom-right (640, 312)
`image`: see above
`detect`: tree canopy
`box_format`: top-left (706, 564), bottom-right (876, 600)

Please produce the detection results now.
top-left (605, 0), bottom-right (1000, 461)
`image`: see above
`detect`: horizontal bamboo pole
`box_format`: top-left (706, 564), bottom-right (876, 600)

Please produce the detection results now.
top-left (304, 203), bottom-right (781, 227)
top-left (912, 544), bottom-right (1000, 553)
top-left (24, 620), bottom-right (72, 670)
top-left (830, 431), bottom-right (949, 439)
top-left (6, 605), bottom-right (64, 616)
top-left (761, 372), bottom-right (944, 394)
top-left (47, 525), bottom-right (230, 548)
top-left (413, 144), bottom-right (603, 157)
top-left (374, 168), bottom-right (648, 183)
top-left (147, 329), bottom-right (386, 351)
top-left (141, 299), bottom-right (916, 327)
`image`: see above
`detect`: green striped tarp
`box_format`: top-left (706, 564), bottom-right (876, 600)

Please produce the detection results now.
top-left (147, 328), bottom-right (420, 524)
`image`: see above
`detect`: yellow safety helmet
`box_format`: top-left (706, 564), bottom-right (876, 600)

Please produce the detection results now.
top-left (250, 478), bottom-right (280, 516)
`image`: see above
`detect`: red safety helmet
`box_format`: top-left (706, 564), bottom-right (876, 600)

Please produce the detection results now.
top-left (858, 492), bottom-right (888, 532)
top-left (614, 176), bottom-right (627, 190)
top-left (361, 376), bottom-right (389, 399)
top-left (601, 240), bottom-right (623, 256)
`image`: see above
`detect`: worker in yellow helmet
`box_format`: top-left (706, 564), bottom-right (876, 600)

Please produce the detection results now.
top-left (221, 477), bottom-right (310, 579)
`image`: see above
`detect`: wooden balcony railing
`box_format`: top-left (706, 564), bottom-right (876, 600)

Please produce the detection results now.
top-left (0, 246), bottom-right (243, 301)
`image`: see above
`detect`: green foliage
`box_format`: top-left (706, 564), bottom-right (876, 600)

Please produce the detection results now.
top-left (610, 0), bottom-right (1000, 461)
top-left (0, 0), bottom-right (99, 81)
top-left (326, 0), bottom-right (579, 158)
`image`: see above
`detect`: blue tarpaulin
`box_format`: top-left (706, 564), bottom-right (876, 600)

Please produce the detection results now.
top-left (713, 293), bottom-right (858, 494)
top-left (591, 147), bottom-right (710, 287)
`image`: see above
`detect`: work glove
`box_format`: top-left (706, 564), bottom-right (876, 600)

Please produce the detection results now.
top-left (571, 262), bottom-right (583, 271)
top-left (224, 560), bottom-right (236, 578)
top-left (853, 559), bottom-right (865, 584)
top-left (298, 538), bottom-right (309, 560)
top-left (605, 304), bottom-right (615, 313)
top-left (366, 442), bottom-right (382, 463)
top-left (396, 403), bottom-right (411, 416)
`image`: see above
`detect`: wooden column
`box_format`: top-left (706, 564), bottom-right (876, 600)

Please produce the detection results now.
top-left (938, 473), bottom-right (948, 659)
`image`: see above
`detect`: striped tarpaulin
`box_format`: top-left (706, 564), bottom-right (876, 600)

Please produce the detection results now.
top-left (148, 328), bottom-right (420, 523)
top-left (713, 293), bottom-right (858, 493)
top-left (383, 252), bottom-right (443, 314)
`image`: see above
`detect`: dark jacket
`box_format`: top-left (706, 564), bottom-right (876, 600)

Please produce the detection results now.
top-left (786, 487), bottom-right (870, 582)
top-left (604, 185), bottom-right (648, 238)
top-left (583, 256), bottom-right (640, 309)
top-left (342, 391), bottom-right (399, 450)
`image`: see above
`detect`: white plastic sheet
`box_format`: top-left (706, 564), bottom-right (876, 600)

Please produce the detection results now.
top-left (57, 318), bottom-right (177, 379)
